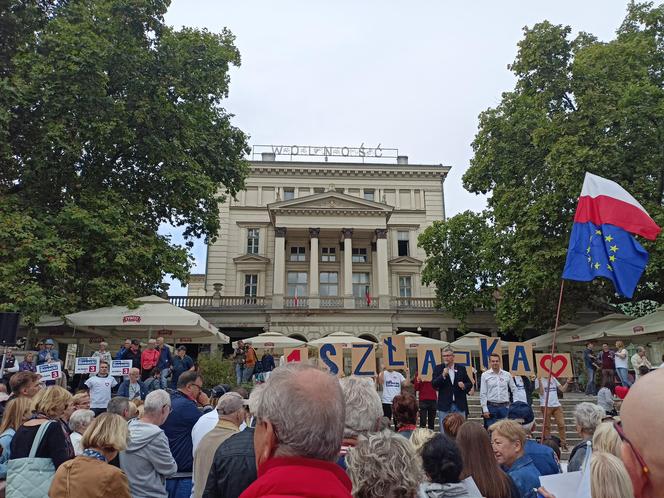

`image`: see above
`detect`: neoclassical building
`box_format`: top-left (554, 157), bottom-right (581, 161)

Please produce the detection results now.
top-left (174, 152), bottom-right (496, 343)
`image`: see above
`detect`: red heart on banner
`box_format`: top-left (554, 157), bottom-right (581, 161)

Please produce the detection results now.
top-left (539, 354), bottom-right (568, 378)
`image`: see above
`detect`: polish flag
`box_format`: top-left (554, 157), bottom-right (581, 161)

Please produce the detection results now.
top-left (365, 288), bottom-right (372, 306)
top-left (293, 288), bottom-right (299, 307)
top-left (574, 172), bottom-right (661, 240)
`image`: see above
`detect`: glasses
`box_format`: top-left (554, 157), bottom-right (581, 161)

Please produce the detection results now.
top-left (614, 420), bottom-right (649, 477)
top-left (189, 383), bottom-right (203, 392)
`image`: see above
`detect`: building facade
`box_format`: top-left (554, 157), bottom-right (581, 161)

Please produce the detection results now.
top-left (176, 153), bottom-right (496, 343)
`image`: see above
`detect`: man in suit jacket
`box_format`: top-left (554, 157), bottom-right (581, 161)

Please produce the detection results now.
top-left (432, 347), bottom-right (472, 431)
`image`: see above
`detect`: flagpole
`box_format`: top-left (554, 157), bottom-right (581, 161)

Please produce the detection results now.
top-left (541, 279), bottom-right (565, 444)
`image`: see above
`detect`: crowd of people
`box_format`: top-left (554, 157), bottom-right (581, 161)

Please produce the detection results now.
top-left (0, 339), bottom-right (660, 498)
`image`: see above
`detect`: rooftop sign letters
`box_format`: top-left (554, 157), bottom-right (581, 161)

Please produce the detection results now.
top-left (253, 144), bottom-right (399, 160)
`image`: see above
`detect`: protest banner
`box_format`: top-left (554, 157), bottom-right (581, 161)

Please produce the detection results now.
top-left (478, 337), bottom-right (501, 370)
top-left (417, 346), bottom-right (441, 381)
top-left (111, 360), bottom-right (132, 376)
top-left (508, 342), bottom-right (534, 376)
top-left (284, 346), bottom-right (308, 363)
top-left (74, 357), bottom-right (100, 375)
top-left (535, 353), bottom-right (573, 378)
top-left (381, 335), bottom-right (406, 369)
top-left (319, 343), bottom-right (344, 376)
top-left (352, 344), bottom-right (376, 376)
top-left (453, 350), bottom-right (472, 367)
top-left (37, 362), bottom-right (61, 381)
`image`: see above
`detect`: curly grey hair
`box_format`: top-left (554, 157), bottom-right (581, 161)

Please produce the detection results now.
top-left (68, 409), bottom-right (95, 434)
top-left (346, 430), bottom-right (422, 498)
top-left (574, 402), bottom-right (605, 435)
top-left (339, 376), bottom-right (382, 438)
top-left (256, 363), bottom-right (345, 461)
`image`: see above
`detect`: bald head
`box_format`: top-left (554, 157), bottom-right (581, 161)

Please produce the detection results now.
top-left (621, 368), bottom-right (664, 498)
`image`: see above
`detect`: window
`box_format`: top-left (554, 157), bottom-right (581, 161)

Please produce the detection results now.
top-left (335, 188), bottom-right (345, 194)
top-left (244, 274), bottom-right (258, 297)
top-left (352, 273), bottom-right (370, 298)
top-left (364, 189), bottom-right (375, 201)
top-left (247, 228), bottom-right (259, 254)
top-left (321, 247), bottom-right (336, 262)
top-left (319, 272), bottom-right (338, 296)
top-left (314, 187), bottom-right (325, 194)
top-left (399, 276), bottom-right (412, 297)
top-left (397, 231), bottom-right (410, 257)
top-left (352, 247), bottom-right (368, 263)
top-left (287, 272), bottom-right (308, 296)
top-left (290, 246), bottom-right (306, 262)
top-left (283, 188), bottom-right (295, 200)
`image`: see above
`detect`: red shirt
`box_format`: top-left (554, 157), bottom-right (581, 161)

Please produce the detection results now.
top-left (414, 378), bottom-right (438, 401)
top-left (240, 456), bottom-right (352, 498)
top-left (141, 349), bottom-right (160, 371)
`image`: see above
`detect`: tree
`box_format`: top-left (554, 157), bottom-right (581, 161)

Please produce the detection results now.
top-left (0, 0), bottom-right (249, 324)
top-left (422, 3), bottom-right (664, 334)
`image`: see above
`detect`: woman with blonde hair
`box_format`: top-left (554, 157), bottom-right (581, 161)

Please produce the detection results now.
top-left (590, 451), bottom-right (634, 498)
top-left (9, 386), bottom-right (74, 468)
top-left (592, 422), bottom-right (622, 458)
top-left (0, 396), bottom-right (32, 478)
top-left (614, 341), bottom-right (631, 387)
top-left (49, 412), bottom-right (131, 497)
top-left (410, 427), bottom-right (435, 452)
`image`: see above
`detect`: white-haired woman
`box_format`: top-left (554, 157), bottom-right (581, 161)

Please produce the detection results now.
top-left (69, 409), bottom-right (95, 455)
top-left (568, 402), bottom-right (605, 472)
top-left (346, 431), bottom-right (422, 498)
top-left (92, 342), bottom-right (112, 366)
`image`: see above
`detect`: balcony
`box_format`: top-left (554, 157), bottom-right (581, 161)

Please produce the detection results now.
top-left (284, 296), bottom-right (309, 309)
top-left (320, 297), bottom-right (344, 308)
top-left (393, 297), bottom-right (437, 310)
top-left (169, 296), bottom-right (267, 310)
top-left (354, 296), bottom-right (378, 309)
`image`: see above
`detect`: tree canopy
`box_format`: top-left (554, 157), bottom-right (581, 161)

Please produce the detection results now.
top-left (420, 2), bottom-right (664, 334)
top-left (0, 0), bottom-right (249, 324)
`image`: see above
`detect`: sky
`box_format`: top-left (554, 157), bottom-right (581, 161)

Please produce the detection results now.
top-left (161, 1), bottom-right (630, 295)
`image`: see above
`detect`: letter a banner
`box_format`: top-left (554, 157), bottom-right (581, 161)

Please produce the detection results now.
top-left (417, 346), bottom-right (440, 381)
top-left (508, 342), bottom-right (534, 376)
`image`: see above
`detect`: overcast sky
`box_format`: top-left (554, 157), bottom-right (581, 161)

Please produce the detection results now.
top-left (162, 1), bottom-right (630, 294)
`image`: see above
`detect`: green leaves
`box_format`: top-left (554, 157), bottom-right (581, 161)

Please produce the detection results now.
top-left (0, 0), bottom-right (248, 324)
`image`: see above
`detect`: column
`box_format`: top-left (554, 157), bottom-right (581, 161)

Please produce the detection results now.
top-left (342, 228), bottom-right (354, 308)
top-left (272, 227), bottom-right (287, 309)
top-left (309, 228), bottom-right (320, 309)
top-left (375, 228), bottom-right (390, 309)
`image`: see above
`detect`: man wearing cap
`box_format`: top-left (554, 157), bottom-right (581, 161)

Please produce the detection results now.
top-left (171, 345), bottom-right (195, 389)
top-left (37, 338), bottom-right (59, 365)
top-left (192, 392), bottom-right (245, 498)
top-left (507, 401), bottom-right (559, 476)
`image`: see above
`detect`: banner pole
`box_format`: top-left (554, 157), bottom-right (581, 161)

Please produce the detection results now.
top-left (541, 279), bottom-right (565, 443)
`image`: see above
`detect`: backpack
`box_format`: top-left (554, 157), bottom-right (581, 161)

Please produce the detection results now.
top-left (6, 421), bottom-right (56, 498)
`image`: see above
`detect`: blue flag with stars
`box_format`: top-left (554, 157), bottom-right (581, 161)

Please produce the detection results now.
top-left (562, 222), bottom-right (649, 298)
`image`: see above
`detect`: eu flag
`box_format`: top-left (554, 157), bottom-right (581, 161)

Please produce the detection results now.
top-left (562, 222), bottom-right (649, 298)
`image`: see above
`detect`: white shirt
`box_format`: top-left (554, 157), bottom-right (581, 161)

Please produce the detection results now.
top-left (512, 376), bottom-right (528, 404)
top-left (535, 377), bottom-right (561, 408)
top-left (614, 349), bottom-right (629, 369)
top-left (480, 369), bottom-right (516, 412)
top-left (381, 371), bottom-right (405, 404)
top-left (84, 375), bottom-right (117, 409)
top-left (191, 409), bottom-right (218, 456)
top-left (70, 432), bottom-right (83, 456)
top-left (127, 382), bottom-right (142, 400)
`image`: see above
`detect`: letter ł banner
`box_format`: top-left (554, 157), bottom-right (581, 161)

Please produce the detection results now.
top-left (111, 360), bottom-right (132, 376)
top-left (284, 347), bottom-right (308, 363)
top-left (319, 344), bottom-right (343, 376)
top-left (453, 350), bottom-right (472, 367)
top-left (74, 357), bottom-right (100, 375)
top-left (417, 346), bottom-right (440, 381)
top-left (535, 353), bottom-right (573, 378)
top-left (352, 344), bottom-right (376, 376)
top-left (478, 337), bottom-right (501, 370)
top-left (37, 362), bottom-right (61, 381)
top-left (381, 335), bottom-right (406, 368)
top-left (508, 342), bottom-right (534, 376)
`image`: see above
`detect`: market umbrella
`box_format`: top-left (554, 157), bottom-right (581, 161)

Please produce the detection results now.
top-left (450, 332), bottom-right (514, 351)
top-left (65, 295), bottom-right (228, 344)
top-left (602, 306), bottom-right (664, 339)
top-left (232, 331), bottom-right (305, 350)
top-left (397, 331), bottom-right (449, 349)
top-left (525, 323), bottom-right (580, 351)
top-left (307, 332), bottom-right (374, 347)
top-left (557, 313), bottom-right (633, 344)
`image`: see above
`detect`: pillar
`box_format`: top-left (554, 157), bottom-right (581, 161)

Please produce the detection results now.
top-left (376, 228), bottom-right (390, 309)
top-left (309, 228), bottom-right (320, 309)
top-left (272, 227), bottom-right (287, 309)
top-left (342, 228), bottom-right (354, 308)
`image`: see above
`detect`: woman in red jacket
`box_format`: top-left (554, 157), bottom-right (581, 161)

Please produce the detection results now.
top-left (140, 339), bottom-right (160, 381)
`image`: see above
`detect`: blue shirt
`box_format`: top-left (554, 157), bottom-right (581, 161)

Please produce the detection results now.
top-left (505, 454), bottom-right (541, 498)
top-left (524, 439), bottom-right (560, 476)
top-left (157, 345), bottom-right (173, 370)
top-left (160, 390), bottom-right (202, 473)
top-left (37, 349), bottom-right (59, 365)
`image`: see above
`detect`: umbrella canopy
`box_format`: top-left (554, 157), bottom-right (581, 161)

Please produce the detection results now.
top-left (397, 331), bottom-right (449, 349)
top-left (557, 313), bottom-right (633, 344)
top-left (603, 306), bottom-right (664, 339)
top-left (525, 323), bottom-right (580, 350)
top-left (308, 332), bottom-right (374, 347)
top-left (450, 332), bottom-right (514, 351)
top-left (232, 331), bottom-right (306, 350)
top-left (65, 295), bottom-right (228, 344)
